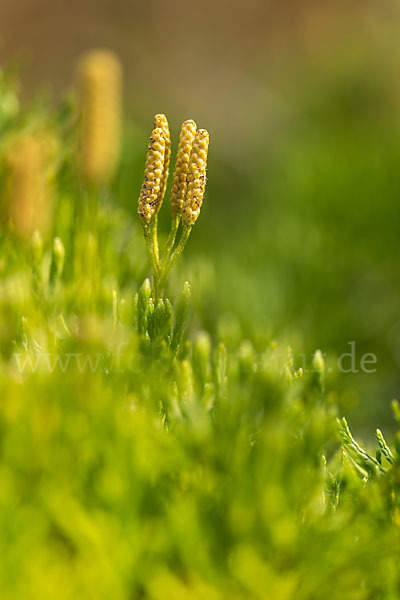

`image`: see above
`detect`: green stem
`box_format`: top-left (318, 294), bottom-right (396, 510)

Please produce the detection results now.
top-left (143, 218), bottom-right (164, 300)
top-left (143, 224), bottom-right (159, 279)
top-left (151, 215), bottom-right (160, 264)
top-left (79, 184), bottom-right (101, 312)
top-left (86, 185), bottom-right (100, 235)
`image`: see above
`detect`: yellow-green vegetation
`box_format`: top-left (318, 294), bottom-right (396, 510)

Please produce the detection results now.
top-left (0, 50), bottom-right (400, 599)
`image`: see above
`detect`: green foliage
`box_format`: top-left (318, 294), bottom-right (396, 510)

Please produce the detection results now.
top-left (0, 67), bottom-right (400, 600)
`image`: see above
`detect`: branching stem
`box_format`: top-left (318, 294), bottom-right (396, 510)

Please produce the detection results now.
top-left (143, 215), bottom-right (192, 302)
top-left (158, 225), bottom-right (192, 297)
top-left (160, 214), bottom-right (180, 273)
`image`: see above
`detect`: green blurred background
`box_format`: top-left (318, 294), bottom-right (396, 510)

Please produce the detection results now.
top-left (1, 0), bottom-right (400, 433)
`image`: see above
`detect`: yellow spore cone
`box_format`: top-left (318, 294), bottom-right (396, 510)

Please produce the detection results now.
top-left (77, 49), bottom-right (122, 186)
top-left (153, 113), bottom-right (171, 209)
top-left (138, 127), bottom-right (166, 224)
top-left (182, 129), bottom-right (209, 227)
top-left (2, 134), bottom-right (53, 239)
top-left (170, 119), bottom-right (197, 217)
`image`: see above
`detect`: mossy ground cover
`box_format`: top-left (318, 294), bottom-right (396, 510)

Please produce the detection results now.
top-left (0, 56), bottom-right (400, 599)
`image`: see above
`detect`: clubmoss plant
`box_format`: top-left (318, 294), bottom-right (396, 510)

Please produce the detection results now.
top-left (138, 116), bottom-right (209, 300)
top-left (337, 416), bottom-right (386, 477)
top-left (138, 126), bottom-right (166, 279)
